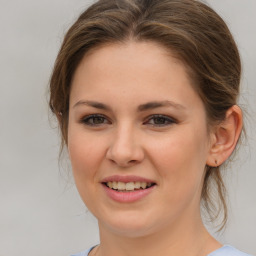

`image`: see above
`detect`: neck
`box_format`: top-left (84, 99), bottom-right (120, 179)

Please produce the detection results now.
top-left (96, 215), bottom-right (221, 256)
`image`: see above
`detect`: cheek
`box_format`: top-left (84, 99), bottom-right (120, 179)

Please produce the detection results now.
top-left (151, 127), bottom-right (208, 191)
top-left (67, 131), bottom-right (109, 212)
top-left (68, 127), bottom-right (103, 167)
top-left (67, 130), bottom-right (106, 192)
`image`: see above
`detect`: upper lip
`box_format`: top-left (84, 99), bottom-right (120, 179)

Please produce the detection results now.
top-left (101, 175), bottom-right (156, 184)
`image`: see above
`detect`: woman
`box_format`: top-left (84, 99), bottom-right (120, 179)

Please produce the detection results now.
top-left (49, 0), bottom-right (251, 255)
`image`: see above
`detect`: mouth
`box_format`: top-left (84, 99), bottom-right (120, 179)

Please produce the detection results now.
top-left (102, 181), bottom-right (156, 192)
top-left (101, 175), bottom-right (156, 202)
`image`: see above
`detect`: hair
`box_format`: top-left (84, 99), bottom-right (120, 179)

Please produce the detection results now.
top-left (49, 0), bottom-right (242, 229)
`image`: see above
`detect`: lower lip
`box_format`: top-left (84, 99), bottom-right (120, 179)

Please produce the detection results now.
top-left (102, 184), bottom-right (155, 203)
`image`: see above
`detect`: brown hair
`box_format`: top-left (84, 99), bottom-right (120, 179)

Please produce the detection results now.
top-left (49, 0), bottom-right (242, 229)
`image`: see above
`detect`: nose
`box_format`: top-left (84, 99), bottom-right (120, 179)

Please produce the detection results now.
top-left (106, 124), bottom-right (144, 167)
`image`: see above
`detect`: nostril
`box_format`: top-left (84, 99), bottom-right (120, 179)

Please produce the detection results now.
top-left (108, 158), bottom-right (138, 167)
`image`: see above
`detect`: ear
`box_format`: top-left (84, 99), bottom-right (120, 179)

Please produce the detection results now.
top-left (206, 105), bottom-right (243, 167)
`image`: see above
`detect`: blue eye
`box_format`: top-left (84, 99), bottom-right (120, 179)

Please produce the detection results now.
top-left (81, 114), bottom-right (109, 126)
top-left (145, 115), bottom-right (176, 127)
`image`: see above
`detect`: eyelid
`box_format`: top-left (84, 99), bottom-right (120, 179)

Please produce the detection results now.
top-left (79, 113), bottom-right (177, 127)
top-left (144, 114), bottom-right (177, 126)
top-left (80, 114), bottom-right (111, 126)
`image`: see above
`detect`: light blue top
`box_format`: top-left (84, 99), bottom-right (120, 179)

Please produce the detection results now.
top-left (71, 245), bottom-right (252, 256)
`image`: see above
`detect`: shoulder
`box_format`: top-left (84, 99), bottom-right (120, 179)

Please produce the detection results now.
top-left (208, 245), bottom-right (253, 256)
top-left (70, 248), bottom-right (92, 256)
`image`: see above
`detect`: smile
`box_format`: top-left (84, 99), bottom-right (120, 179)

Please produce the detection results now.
top-left (104, 181), bottom-right (155, 192)
top-left (101, 175), bottom-right (157, 202)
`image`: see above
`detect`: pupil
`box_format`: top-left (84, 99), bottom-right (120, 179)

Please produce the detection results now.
top-left (94, 117), bottom-right (104, 124)
top-left (155, 117), bottom-right (165, 124)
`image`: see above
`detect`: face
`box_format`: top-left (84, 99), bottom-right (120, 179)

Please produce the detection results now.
top-left (68, 41), bottom-right (213, 237)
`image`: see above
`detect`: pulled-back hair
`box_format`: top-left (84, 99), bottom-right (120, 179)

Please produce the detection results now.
top-left (49, 0), bottom-right (242, 229)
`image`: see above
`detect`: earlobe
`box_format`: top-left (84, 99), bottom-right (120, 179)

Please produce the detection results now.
top-left (206, 105), bottom-right (243, 167)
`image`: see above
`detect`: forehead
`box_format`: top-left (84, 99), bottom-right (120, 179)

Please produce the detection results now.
top-left (71, 41), bottom-right (190, 87)
top-left (70, 41), bottom-right (202, 112)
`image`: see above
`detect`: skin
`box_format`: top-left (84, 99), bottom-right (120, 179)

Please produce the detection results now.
top-left (67, 41), bottom-right (242, 256)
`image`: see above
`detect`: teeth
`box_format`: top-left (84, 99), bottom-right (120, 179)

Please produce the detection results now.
top-left (112, 181), bottom-right (118, 189)
top-left (141, 182), bottom-right (147, 189)
top-left (117, 182), bottom-right (126, 190)
top-left (126, 182), bottom-right (135, 191)
top-left (107, 182), bottom-right (113, 189)
top-left (134, 181), bottom-right (140, 189)
top-left (105, 181), bottom-right (154, 191)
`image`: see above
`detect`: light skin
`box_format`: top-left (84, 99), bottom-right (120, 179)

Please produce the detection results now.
top-left (67, 41), bottom-right (243, 256)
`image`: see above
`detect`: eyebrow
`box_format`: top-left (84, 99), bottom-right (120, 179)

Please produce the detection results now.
top-left (137, 100), bottom-right (186, 111)
top-left (73, 100), bottom-right (111, 110)
top-left (73, 100), bottom-right (186, 111)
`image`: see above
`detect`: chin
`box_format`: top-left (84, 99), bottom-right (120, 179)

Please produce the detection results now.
top-left (97, 209), bottom-right (163, 238)
top-left (102, 222), bottom-right (155, 238)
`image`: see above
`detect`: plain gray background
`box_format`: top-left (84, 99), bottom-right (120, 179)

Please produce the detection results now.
top-left (0, 0), bottom-right (255, 255)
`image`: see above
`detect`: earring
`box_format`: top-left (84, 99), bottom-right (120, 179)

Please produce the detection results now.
top-left (215, 159), bottom-right (218, 167)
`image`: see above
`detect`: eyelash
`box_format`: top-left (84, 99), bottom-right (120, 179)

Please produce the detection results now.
top-left (80, 114), bottom-right (176, 127)
top-left (80, 114), bottom-right (110, 126)
top-left (144, 114), bottom-right (176, 127)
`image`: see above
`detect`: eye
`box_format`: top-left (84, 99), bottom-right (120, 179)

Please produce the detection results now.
top-left (80, 114), bottom-right (110, 126)
top-left (144, 114), bottom-right (176, 127)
